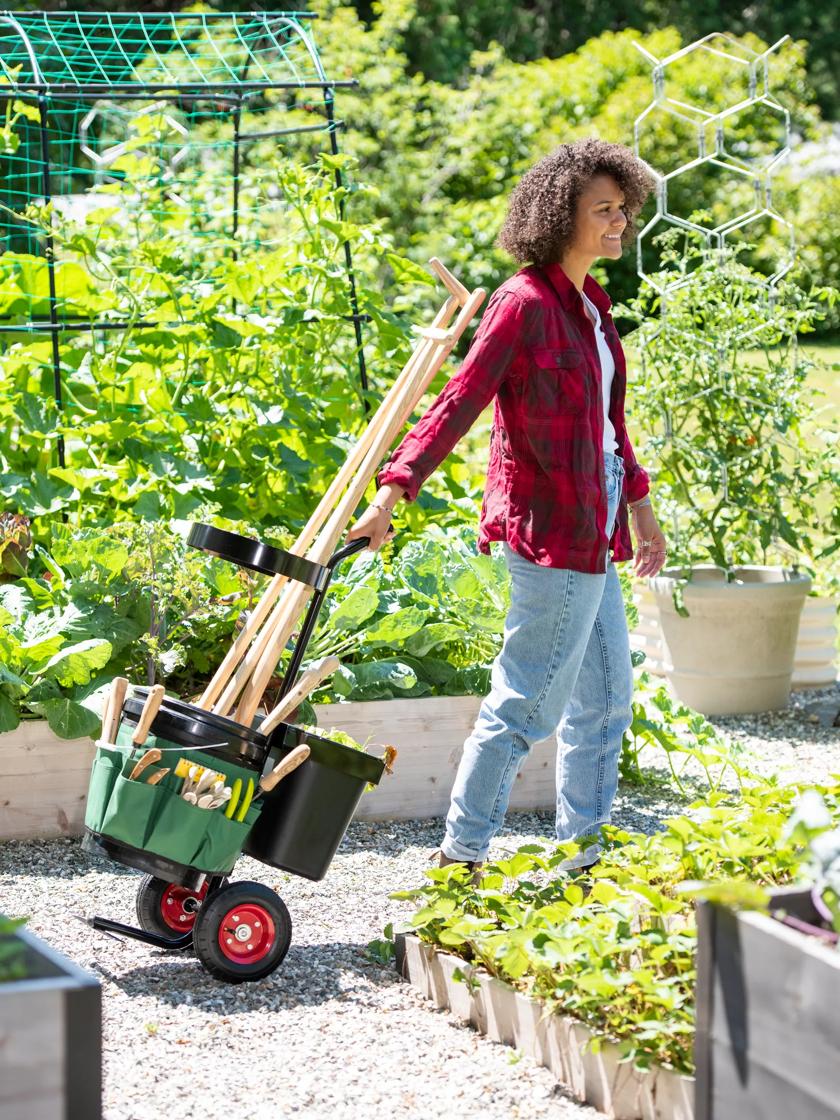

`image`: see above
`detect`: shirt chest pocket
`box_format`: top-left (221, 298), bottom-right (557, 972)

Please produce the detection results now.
top-left (521, 347), bottom-right (587, 417)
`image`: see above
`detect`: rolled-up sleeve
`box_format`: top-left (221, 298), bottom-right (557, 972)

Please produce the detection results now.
top-left (377, 290), bottom-right (527, 501)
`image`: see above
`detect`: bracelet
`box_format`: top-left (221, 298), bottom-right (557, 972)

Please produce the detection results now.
top-left (629, 495), bottom-right (652, 513)
top-left (370, 502), bottom-right (394, 515)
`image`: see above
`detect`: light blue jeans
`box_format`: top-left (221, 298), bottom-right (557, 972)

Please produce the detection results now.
top-left (441, 450), bottom-right (633, 868)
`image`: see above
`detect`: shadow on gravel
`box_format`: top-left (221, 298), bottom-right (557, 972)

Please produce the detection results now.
top-left (0, 837), bottom-right (141, 878)
top-left (95, 941), bottom-right (402, 1010)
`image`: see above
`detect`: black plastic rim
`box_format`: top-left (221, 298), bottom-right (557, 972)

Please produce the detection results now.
top-left (82, 830), bottom-right (208, 889)
top-left (267, 721), bottom-right (386, 786)
top-left (187, 523), bottom-right (331, 588)
top-left (125, 688), bottom-right (267, 767)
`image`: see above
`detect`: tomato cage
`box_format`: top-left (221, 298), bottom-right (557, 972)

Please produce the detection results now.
top-left (0, 10), bottom-right (369, 478)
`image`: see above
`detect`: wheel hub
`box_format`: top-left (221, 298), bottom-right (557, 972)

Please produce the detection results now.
top-left (160, 882), bottom-right (208, 932)
top-left (219, 903), bottom-right (275, 964)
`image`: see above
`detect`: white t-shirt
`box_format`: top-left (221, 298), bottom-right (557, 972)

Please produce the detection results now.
top-left (580, 289), bottom-right (619, 455)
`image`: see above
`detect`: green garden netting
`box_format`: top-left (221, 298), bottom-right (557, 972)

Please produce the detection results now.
top-left (0, 11), bottom-right (367, 469)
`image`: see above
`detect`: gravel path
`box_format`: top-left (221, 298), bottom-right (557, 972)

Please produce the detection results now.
top-left (1, 683), bottom-right (838, 1120)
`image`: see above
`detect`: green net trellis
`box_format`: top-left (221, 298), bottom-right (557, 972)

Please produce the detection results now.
top-left (0, 10), bottom-right (367, 471)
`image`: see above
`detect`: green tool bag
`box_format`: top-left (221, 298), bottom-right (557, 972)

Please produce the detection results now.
top-left (84, 727), bottom-right (262, 874)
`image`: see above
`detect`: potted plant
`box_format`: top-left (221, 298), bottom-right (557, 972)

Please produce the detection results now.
top-left (621, 234), bottom-right (839, 714)
top-left (0, 915), bottom-right (101, 1119)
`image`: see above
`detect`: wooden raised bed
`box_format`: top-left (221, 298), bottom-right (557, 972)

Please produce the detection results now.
top-left (1, 695), bottom-right (554, 840)
top-left (694, 887), bottom-right (840, 1120)
top-left (0, 923), bottom-right (101, 1120)
top-left (0, 722), bottom-right (94, 842)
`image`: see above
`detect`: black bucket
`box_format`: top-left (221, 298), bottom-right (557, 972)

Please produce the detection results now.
top-left (124, 687), bottom-right (268, 771)
top-left (243, 723), bottom-right (386, 881)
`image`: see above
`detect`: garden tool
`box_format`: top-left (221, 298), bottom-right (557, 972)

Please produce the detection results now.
top-left (234, 777), bottom-right (255, 821)
top-left (101, 676), bottom-right (129, 744)
top-left (129, 748), bottom-right (161, 781)
top-left (255, 745), bottom-right (310, 796)
top-left (259, 655), bottom-right (340, 737)
top-left (230, 276), bottom-right (487, 727)
top-left (199, 257), bottom-right (470, 714)
top-left (146, 768), bottom-right (170, 786)
top-left (201, 259), bottom-right (486, 723)
top-left (224, 777), bottom-right (243, 819)
top-left (132, 684), bottom-right (166, 746)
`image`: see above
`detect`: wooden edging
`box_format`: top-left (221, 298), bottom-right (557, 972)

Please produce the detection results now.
top-left (0, 926), bottom-right (102, 1120)
top-left (396, 933), bottom-right (694, 1120)
top-left (0, 722), bottom-right (94, 842)
top-left (0, 695), bottom-right (555, 841)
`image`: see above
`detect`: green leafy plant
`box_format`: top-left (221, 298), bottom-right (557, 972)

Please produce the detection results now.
top-left (621, 669), bottom-right (747, 795)
top-left (0, 915), bottom-right (28, 984)
top-left (618, 235), bottom-right (839, 603)
top-left (305, 526), bottom-right (509, 701)
top-left (0, 521), bottom-right (255, 736)
top-left (393, 777), bottom-right (840, 1073)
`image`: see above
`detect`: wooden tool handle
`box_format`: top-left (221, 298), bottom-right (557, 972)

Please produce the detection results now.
top-left (428, 257), bottom-right (469, 305)
top-left (132, 684), bottom-right (165, 746)
top-left (259, 745), bottom-right (310, 793)
top-left (203, 263), bottom-right (472, 717)
top-left (260, 656), bottom-right (341, 737)
top-left (129, 748), bottom-right (161, 781)
top-left (233, 285), bottom-right (487, 727)
top-left (102, 676), bottom-right (129, 744)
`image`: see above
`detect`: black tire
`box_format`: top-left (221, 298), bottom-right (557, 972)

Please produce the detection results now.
top-left (192, 880), bottom-right (292, 983)
top-left (135, 874), bottom-right (210, 940)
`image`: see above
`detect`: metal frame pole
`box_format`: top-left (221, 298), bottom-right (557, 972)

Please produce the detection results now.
top-left (323, 86), bottom-right (369, 411)
top-left (37, 92), bottom-right (65, 469)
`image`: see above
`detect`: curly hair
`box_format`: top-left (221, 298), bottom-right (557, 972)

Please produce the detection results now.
top-left (497, 138), bottom-right (656, 266)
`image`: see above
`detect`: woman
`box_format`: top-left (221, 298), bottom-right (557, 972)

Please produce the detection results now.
top-left (347, 138), bottom-right (668, 871)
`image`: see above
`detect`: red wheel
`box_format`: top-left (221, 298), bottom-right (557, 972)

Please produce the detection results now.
top-left (192, 881), bottom-right (291, 983)
top-left (217, 902), bottom-right (276, 965)
top-left (135, 875), bottom-right (210, 939)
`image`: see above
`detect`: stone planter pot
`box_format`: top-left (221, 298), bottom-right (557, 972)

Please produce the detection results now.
top-left (397, 933), bottom-right (694, 1120)
top-left (0, 924), bottom-right (101, 1120)
top-left (313, 694), bottom-right (557, 822)
top-left (649, 566), bottom-right (812, 716)
top-left (0, 721), bottom-right (94, 841)
top-left (632, 588), bottom-right (839, 690)
top-left (694, 887), bottom-right (840, 1120)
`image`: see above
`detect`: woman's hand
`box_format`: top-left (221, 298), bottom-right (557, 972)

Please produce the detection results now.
top-left (346, 484), bottom-right (404, 551)
top-left (631, 505), bottom-right (668, 579)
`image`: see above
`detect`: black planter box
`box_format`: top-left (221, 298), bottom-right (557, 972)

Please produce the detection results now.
top-left (0, 924), bottom-right (101, 1120)
top-left (694, 886), bottom-right (840, 1120)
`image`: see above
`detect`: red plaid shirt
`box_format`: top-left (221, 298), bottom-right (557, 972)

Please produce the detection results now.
top-left (377, 263), bottom-right (651, 573)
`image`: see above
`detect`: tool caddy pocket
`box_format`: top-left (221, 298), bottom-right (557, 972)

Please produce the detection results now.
top-left (86, 729), bottom-right (264, 875)
top-left (98, 765), bottom-right (168, 849)
top-left (84, 745), bottom-right (124, 833)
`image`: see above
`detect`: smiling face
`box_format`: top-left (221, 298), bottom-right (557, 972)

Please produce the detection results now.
top-left (569, 173), bottom-right (628, 262)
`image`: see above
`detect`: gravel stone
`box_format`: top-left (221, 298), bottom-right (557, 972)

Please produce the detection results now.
top-left (1, 682), bottom-right (837, 1119)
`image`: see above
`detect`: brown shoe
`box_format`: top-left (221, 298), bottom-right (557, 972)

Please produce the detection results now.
top-left (437, 851), bottom-right (484, 884)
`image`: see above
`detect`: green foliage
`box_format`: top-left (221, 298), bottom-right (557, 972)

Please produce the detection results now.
top-left (0, 521), bottom-right (254, 736)
top-left (621, 670), bottom-right (746, 795)
top-left (0, 915), bottom-right (28, 984)
top-left (0, 150), bottom-right (419, 530)
top-left (305, 526), bottom-right (508, 701)
top-left (310, 6), bottom-right (831, 335)
top-left (618, 235), bottom-right (839, 586)
top-left (394, 777), bottom-right (840, 1073)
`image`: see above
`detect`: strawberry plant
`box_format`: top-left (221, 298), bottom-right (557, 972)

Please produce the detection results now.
top-left (393, 777), bottom-right (840, 1074)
